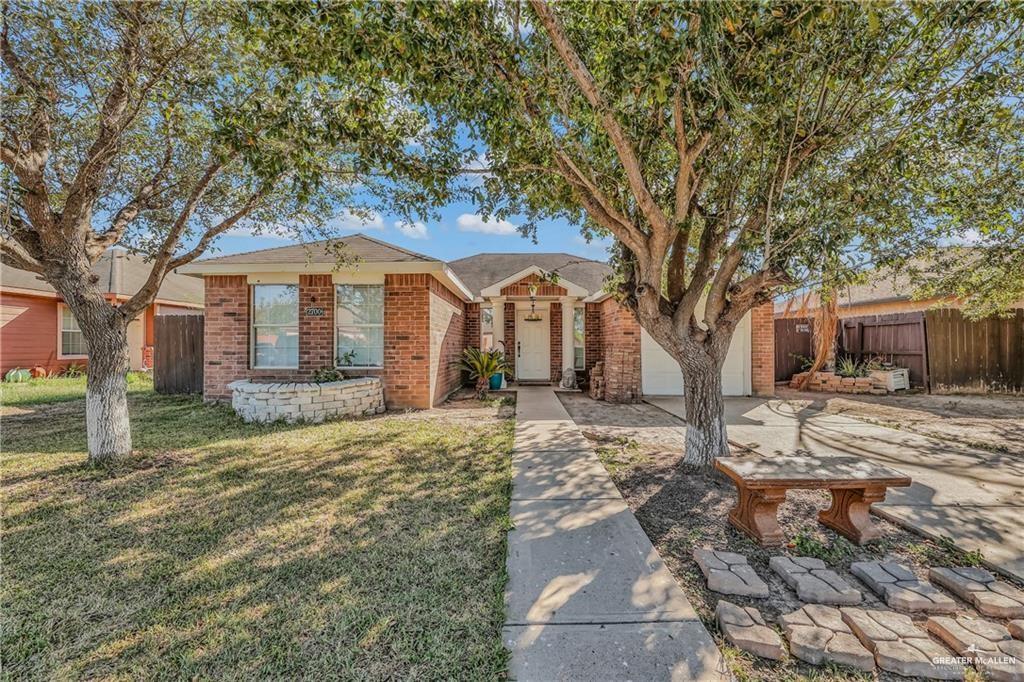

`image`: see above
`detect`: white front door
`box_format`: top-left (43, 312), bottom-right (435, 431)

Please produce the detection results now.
top-left (516, 308), bottom-right (550, 381)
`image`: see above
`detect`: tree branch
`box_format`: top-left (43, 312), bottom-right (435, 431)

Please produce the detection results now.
top-left (59, 3), bottom-right (146, 233)
top-left (120, 184), bottom-right (267, 318)
top-left (0, 237), bottom-right (43, 273)
top-left (528, 0), bottom-right (669, 235)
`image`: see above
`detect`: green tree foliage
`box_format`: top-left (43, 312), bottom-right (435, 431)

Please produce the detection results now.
top-left (0, 1), bottom-right (461, 462)
top-left (255, 1), bottom-right (1022, 465)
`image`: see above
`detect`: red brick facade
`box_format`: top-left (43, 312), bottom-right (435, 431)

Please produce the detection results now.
top-left (204, 275), bottom-right (251, 399)
top-left (429, 277), bottom-right (466, 405)
top-left (549, 301), bottom-right (562, 382)
top-left (584, 302), bottom-right (601, 377)
top-left (200, 268), bottom-right (770, 407)
top-left (598, 297), bottom-right (642, 402)
top-left (464, 302), bottom-right (481, 350)
top-left (299, 275), bottom-right (335, 372)
top-left (750, 302), bottom-right (775, 396)
top-left (202, 272), bottom-right (467, 408)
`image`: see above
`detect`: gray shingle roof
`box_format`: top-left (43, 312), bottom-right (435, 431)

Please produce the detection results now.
top-left (192, 233), bottom-right (438, 265)
top-left (1, 249), bottom-right (204, 306)
top-left (448, 253), bottom-right (613, 297)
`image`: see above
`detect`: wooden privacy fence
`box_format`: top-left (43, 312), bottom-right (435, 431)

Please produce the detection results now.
top-left (925, 308), bottom-right (1024, 394)
top-left (774, 317), bottom-right (813, 382)
top-left (838, 313), bottom-right (928, 388)
top-left (154, 314), bottom-right (204, 394)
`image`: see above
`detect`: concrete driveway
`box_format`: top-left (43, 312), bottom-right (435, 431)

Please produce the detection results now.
top-left (646, 396), bottom-right (1024, 583)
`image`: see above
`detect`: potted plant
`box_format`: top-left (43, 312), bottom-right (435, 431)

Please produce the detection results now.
top-left (459, 347), bottom-right (510, 398)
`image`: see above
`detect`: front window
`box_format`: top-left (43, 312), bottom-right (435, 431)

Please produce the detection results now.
top-left (573, 307), bottom-right (585, 370)
top-left (336, 284), bottom-right (384, 367)
top-left (252, 285), bottom-right (298, 368)
top-left (60, 307), bottom-right (87, 356)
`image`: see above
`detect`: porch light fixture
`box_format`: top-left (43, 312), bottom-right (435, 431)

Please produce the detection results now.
top-left (524, 283), bottom-right (542, 321)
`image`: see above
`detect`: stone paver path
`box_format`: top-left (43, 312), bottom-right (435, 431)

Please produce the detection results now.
top-left (840, 607), bottom-right (965, 679)
top-left (715, 600), bottom-right (786, 661)
top-left (503, 387), bottom-right (725, 681)
top-left (770, 556), bottom-right (862, 605)
top-left (694, 549), bottom-right (769, 598)
top-left (930, 566), bottom-right (1024, 619)
top-left (779, 604), bottom-right (874, 672)
top-left (850, 560), bottom-right (958, 614)
top-left (645, 395), bottom-right (1024, 582)
top-left (1011, 620), bottom-right (1024, 640)
top-left (927, 616), bottom-right (1024, 681)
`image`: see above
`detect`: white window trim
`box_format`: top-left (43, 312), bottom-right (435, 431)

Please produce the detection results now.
top-left (573, 305), bottom-right (585, 370)
top-left (57, 303), bottom-right (88, 359)
top-left (334, 284), bottom-right (384, 369)
top-left (250, 284), bottom-right (299, 370)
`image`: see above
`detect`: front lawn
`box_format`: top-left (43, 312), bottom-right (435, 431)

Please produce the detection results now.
top-left (1, 384), bottom-right (514, 680)
top-left (0, 372), bottom-right (153, 407)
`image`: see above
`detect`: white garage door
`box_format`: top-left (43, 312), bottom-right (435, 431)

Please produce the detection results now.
top-left (640, 312), bottom-right (751, 396)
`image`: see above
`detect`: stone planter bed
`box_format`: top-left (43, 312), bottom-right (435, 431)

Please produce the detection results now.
top-left (789, 370), bottom-right (892, 395)
top-left (228, 377), bottom-right (384, 424)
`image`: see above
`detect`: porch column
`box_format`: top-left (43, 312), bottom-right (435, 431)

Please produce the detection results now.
top-left (561, 296), bottom-right (575, 375)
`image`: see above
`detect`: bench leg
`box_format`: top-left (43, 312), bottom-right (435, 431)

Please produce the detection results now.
top-left (818, 486), bottom-right (887, 544)
top-left (727, 485), bottom-right (787, 546)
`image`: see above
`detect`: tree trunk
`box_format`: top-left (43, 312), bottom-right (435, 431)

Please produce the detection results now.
top-left (81, 313), bottom-right (133, 464)
top-left (681, 351), bottom-right (730, 468)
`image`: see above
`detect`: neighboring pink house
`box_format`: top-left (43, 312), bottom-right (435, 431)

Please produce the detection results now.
top-left (180, 234), bottom-right (775, 409)
top-left (1, 249), bottom-right (203, 375)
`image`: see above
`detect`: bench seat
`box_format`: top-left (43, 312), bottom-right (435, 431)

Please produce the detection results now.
top-left (715, 455), bottom-right (912, 546)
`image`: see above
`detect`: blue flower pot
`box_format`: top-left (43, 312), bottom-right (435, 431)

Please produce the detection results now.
top-left (489, 373), bottom-right (503, 390)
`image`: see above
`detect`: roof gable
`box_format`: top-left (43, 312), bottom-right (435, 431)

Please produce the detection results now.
top-left (449, 253), bottom-right (612, 297)
top-left (190, 233), bottom-right (438, 266)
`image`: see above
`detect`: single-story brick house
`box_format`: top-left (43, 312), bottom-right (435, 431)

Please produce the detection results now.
top-left (1, 248), bottom-right (203, 375)
top-left (180, 234), bottom-right (774, 408)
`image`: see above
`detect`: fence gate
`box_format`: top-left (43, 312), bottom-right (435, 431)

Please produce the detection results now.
top-left (837, 312), bottom-right (929, 389)
top-left (774, 317), bottom-right (814, 382)
top-left (154, 314), bottom-right (204, 394)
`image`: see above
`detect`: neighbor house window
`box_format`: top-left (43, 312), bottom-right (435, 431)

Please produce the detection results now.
top-left (573, 307), bottom-right (585, 370)
top-left (60, 306), bottom-right (87, 356)
top-left (336, 284), bottom-right (384, 367)
top-left (251, 284), bottom-right (298, 368)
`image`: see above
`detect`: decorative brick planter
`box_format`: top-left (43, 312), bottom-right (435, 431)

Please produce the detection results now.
top-left (228, 378), bottom-right (385, 424)
top-left (789, 371), bottom-right (889, 395)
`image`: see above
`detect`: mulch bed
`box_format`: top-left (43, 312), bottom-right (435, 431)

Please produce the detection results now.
top-left (589, 433), bottom-right (996, 681)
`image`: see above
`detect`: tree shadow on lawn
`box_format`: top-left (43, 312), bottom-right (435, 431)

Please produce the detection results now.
top-left (1, 396), bottom-right (514, 680)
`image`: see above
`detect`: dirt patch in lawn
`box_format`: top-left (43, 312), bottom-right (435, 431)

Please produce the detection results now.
top-left (558, 392), bottom-right (1007, 681)
top-left (776, 387), bottom-right (1024, 456)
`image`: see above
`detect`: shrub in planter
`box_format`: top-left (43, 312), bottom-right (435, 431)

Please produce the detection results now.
top-left (458, 348), bottom-right (510, 399)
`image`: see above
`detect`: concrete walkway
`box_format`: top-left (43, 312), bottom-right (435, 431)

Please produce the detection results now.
top-left (646, 396), bottom-right (1024, 582)
top-left (504, 386), bottom-right (726, 681)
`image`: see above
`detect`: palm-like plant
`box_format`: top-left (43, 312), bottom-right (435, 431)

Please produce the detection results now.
top-left (458, 348), bottom-right (510, 398)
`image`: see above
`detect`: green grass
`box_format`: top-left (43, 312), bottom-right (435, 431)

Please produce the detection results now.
top-left (0, 372), bottom-right (153, 407)
top-left (1, 384), bottom-right (514, 680)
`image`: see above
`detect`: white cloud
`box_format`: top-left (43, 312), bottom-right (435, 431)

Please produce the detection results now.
top-left (327, 209), bottom-right (385, 232)
top-left (395, 220), bottom-right (428, 240)
top-left (457, 213), bottom-right (518, 235)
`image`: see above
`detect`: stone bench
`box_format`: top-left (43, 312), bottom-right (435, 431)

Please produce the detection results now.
top-left (714, 456), bottom-right (911, 546)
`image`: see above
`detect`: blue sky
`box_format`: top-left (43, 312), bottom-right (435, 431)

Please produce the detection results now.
top-left (218, 200), bottom-right (615, 262)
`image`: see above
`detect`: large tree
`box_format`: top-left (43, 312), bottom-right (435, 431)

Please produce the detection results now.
top-left (1, 1), bottom-right (458, 463)
top-left (252, 1), bottom-right (1022, 466)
